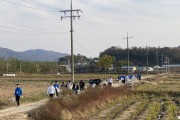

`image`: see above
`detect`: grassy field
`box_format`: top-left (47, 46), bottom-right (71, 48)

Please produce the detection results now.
top-left (29, 74), bottom-right (180, 120)
top-left (0, 73), bottom-right (121, 81)
top-left (0, 73), bottom-right (121, 109)
top-left (0, 80), bottom-right (48, 109)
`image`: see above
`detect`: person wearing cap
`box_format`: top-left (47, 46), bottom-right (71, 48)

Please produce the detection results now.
top-left (14, 84), bottom-right (23, 106)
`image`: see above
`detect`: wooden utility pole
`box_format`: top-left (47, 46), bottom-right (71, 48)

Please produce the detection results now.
top-left (123, 32), bottom-right (133, 75)
top-left (146, 44), bottom-right (149, 75)
top-left (60, 0), bottom-right (82, 82)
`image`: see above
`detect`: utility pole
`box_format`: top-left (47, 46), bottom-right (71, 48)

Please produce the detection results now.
top-left (123, 32), bottom-right (133, 75)
top-left (37, 61), bottom-right (40, 73)
top-left (167, 57), bottom-right (170, 75)
top-left (6, 60), bottom-right (9, 73)
top-left (146, 44), bottom-right (149, 75)
top-left (20, 62), bottom-right (22, 75)
top-left (165, 56), bottom-right (168, 73)
top-left (56, 59), bottom-right (59, 73)
top-left (162, 54), bottom-right (163, 74)
top-left (156, 48), bottom-right (158, 74)
top-left (60, 0), bottom-right (82, 82)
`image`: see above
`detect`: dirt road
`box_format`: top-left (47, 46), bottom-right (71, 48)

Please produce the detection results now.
top-left (0, 99), bottom-right (47, 120)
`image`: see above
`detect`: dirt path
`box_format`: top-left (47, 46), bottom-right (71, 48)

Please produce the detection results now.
top-left (0, 99), bottom-right (47, 120)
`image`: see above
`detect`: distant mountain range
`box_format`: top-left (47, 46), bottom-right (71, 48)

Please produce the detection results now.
top-left (0, 47), bottom-right (68, 61)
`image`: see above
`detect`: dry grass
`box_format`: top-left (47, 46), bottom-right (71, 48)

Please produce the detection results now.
top-left (30, 86), bottom-right (132, 120)
top-left (0, 73), bottom-right (120, 81)
top-left (0, 80), bottom-right (48, 108)
top-left (0, 73), bottom-right (121, 109)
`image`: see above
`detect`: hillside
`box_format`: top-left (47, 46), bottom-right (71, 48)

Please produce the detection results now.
top-left (0, 47), bottom-right (68, 61)
top-left (100, 46), bottom-right (180, 66)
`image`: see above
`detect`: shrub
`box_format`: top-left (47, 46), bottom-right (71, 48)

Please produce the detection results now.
top-left (30, 86), bottom-right (132, 120)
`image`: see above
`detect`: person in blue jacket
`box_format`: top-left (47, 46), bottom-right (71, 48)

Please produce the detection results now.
top-left (53, 81), bottom-right (60, 97)
top-left (14, 84), bottom-right (23, 106)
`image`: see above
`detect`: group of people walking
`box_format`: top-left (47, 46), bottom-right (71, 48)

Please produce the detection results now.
top-left (47, 81), bottom-right (60, 98)
top-left (117, 73), bottom-right (142, 84)
top-left (89, 76), bottom-right (113, 88)
top-left (89, 77), bottom-right (101, 87)
top-left (13, 74), bottom-right (142, 107)
top-left (64, 80), bottom-right (86, 94)
top-left (47, 80), bottom-right (86, 98)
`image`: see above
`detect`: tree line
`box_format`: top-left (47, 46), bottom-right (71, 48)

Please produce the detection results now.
top-left (58, 46), bottom-right (180, 72)
top-left (0, 46), bottom-right (179, 74)
top-left (100, 46), bottom-right (180, 67)
top-left (0, 58), bottom-right (62, 74)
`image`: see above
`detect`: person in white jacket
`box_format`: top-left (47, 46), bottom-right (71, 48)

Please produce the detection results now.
top-left (47, 83), bottom-right (56, 98)
top-left (108, 77), bottom-right (113, 87)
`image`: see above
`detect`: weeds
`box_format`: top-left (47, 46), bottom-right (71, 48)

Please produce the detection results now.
top-left (30, 86), bottom-right (132, 120)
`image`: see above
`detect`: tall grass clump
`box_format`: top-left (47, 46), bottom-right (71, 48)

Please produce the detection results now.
top-left (30, 86), bottom-right (132, 120)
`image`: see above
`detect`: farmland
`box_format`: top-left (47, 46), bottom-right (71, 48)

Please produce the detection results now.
top-left (0, 73), bottom-right (180, 120)
top-left (30, 74), bottom-right (180, 120)
top-left (90, 74), bottom-right (180, 120)
top-left (0, 73), bottom-right (120, 109)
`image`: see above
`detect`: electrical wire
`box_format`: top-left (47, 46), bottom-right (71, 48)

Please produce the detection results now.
top-left (74, 21), bottom-right (105, 38)
top-left (21, 0), bottom-right (60, 10)
top-left (73, 24), bottom-right (110, 50)
top-left (74, 34), bottom-right (99, 57)
top-left (73, 0), bottom-right (122, 40)
top-left (81, 14), bottom-right (122, 40)
top-left (0, 24), bottom-right (68, 34)
top-left (0, 28), bottom-right (69, 36)
top-left (1, 0), bottom-right (59, 12)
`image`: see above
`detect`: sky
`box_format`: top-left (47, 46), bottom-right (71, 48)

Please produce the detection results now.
top-left (0, 0), bottom-right (180, 58)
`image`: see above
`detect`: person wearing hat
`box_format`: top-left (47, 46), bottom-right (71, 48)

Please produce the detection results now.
top-left (14, 84), bottom-right (23, 106)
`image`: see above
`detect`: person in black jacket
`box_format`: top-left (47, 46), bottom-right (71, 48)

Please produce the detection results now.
top-left (72, 83), bottom-right (79, 94)
top-left (96, 77), bottom-right (101, 86)
top-left (94, 77), bottom-right (98, 85)
top-left (89, 78), bottom-right (94, 87)
top-left (79, 80), bottom-right (85, 91)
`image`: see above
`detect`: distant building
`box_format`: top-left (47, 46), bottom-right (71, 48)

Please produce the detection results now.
top-left (121, 66), bottom-right (136, 73)
top-left (147, 67), bottom-right (154, 71)
top-left (76, 62), bottom-right (88, 66)
top-left (162, 64), bottom-right (180, 72)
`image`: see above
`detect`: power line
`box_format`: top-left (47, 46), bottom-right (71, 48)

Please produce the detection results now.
top-left (74, 21), bottom-right (124, 48)
top-left (0, 28), bottom-right (69, 36)
top-left (1, 0), bottom-right (59, 12)
top-left (21, 0), bottom-right (60, 10)
top-left (74, 32), bottom-right (102, 55)
top-left (73, 0), bottom-right (122, 40)
top-left (74, 37), bottom-right (98, 57)
top-left (74, 26), bottom-right (114, 52)
top-left (74, 21), bottom-right (106, 38)
top-left (81, 15), bottom-right (122, 40)
top-left (0, 24), bottom-right (68, 34)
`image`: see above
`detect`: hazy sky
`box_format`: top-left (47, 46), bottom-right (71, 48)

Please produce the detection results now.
top-left (0, 0), bottom-right (180, 57)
